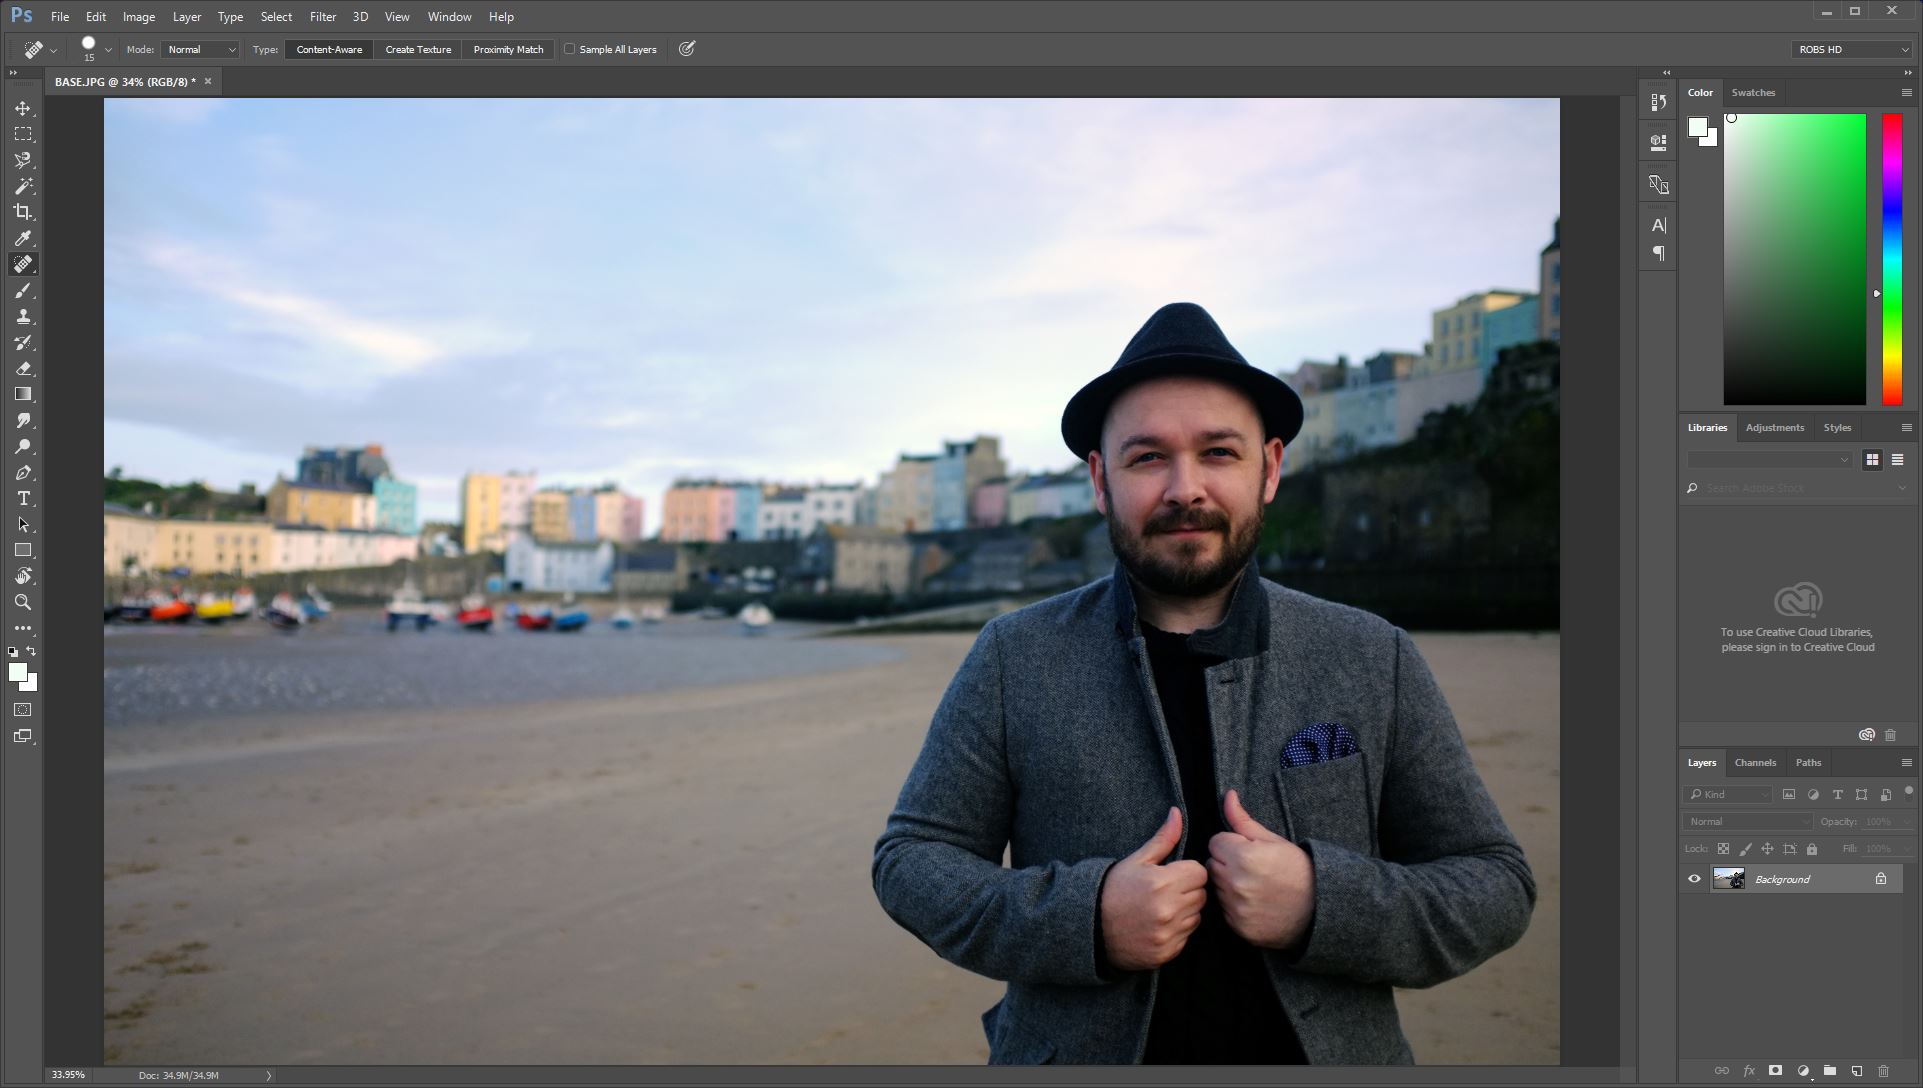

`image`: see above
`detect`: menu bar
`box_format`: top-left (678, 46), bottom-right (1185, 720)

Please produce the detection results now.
top-left (24, 8), bottom-right (528, 31)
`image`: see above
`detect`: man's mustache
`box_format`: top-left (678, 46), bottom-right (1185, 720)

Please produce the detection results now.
top-left (1146, 509), bottom-right (1230, 535)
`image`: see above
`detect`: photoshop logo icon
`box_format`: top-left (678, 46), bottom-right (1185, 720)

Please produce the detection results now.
top-left (1773, 581), bottom-right (1823, 619)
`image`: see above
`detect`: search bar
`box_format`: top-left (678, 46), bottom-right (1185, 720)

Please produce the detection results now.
top-left (1688, 451), bottom-right (1855, 469)
top-left (1681, 785), bottom-right (1777, 804)
top-left (1679, 475), bottom-right (1910, 502)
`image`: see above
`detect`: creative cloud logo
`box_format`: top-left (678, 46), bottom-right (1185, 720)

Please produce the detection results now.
top-left (1773, 581), bottom-right (1823, 619)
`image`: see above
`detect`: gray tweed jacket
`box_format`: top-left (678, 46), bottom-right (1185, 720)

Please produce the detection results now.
top-left (870, 561), bottom-right (1535, 1064)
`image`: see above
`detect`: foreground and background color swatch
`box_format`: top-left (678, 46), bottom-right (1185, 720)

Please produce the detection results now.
top-left (1724, 112), bottom-right (1869, 406)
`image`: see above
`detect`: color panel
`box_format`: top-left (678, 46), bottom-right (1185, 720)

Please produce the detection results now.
top-left (1724, 113), bottom-right (1868, 406)
top-left (1882, 112), bottom-right (1903, 406)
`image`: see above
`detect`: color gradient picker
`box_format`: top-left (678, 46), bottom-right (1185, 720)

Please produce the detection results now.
top-left (1724, 113), bottom-right (1870, 406)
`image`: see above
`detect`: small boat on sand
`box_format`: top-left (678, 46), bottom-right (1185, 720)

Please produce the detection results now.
top-left (263, 592), bottom-right (304, 628)
top-left (385, 583), bottom-right (432, 632)
top-left (457, 593), bottom-right (494, 631)
top-left (300, 584), bottom-right (333, 622)
top-left (739, 602), bottom-right (774, 634)
top-left (149, 598), bottom-right (193, 624)
top-left (194, 595), bottom-right (235, 624)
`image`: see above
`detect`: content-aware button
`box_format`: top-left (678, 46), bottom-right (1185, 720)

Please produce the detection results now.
top-left (285, 39), bottom-right (374, 58)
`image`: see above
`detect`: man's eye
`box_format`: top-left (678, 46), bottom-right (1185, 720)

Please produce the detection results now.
top-left (1131, 452), bottom-right (1161, 465)
top-left (1208, 448), bottom-right (1234, 457)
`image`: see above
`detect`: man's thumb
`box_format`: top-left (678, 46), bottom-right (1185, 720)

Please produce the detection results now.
top-left (1224, 789), bottom-right (1283, 842)
top-left (1129, 806), bottom-right (1183, 863)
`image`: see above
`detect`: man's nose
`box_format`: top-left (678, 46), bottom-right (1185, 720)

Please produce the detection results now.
top-left (1162, 457), bottom-right (1207, 505)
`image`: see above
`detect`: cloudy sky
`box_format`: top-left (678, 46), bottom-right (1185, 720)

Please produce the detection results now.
top-left (104, 98), bottom-right (1558, 532)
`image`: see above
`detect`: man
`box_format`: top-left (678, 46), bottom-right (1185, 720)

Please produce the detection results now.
top-left (871, 302), bottom-right (1534, 1065)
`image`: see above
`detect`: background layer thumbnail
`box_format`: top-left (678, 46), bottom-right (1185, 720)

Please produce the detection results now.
top-left (1724, 112), bottom-right (1868, 406)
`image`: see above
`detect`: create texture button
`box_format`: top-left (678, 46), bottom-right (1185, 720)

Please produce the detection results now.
top-left (378, 40), bottom-right (460, 59)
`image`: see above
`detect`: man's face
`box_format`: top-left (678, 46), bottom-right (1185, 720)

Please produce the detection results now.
top-left (1091, 375), bottom-right (1284, 599)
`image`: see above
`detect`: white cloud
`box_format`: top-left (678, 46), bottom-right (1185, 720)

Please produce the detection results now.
top-left (137, 239), bottom-right (438, 366)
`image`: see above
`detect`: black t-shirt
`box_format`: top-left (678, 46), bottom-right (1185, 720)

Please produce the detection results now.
top-left (1135, 620), bottom-right (1306, 1065)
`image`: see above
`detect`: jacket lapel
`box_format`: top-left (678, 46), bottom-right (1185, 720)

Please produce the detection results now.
top-left (1196, 560), bottom-right (1267, 831)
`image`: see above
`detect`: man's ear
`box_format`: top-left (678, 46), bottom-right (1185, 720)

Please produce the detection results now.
top-left (1261, 437), bottom-right (1284, 504)
top-left (1088, 452), bottom-right (1108, 517)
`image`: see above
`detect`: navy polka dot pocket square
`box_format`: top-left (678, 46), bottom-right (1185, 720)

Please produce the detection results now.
top-left (1281, 722), bottom-right (1360, 768)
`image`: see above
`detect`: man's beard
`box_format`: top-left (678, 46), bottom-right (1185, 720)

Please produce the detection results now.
top-left (1106, 494), bottom-right (1262, 600)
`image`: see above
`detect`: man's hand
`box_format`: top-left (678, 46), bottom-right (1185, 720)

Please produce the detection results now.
top-left (1099, 806), bottom-right (1208, 971)
top-left (1207, 789), bottom-right (1315, 951)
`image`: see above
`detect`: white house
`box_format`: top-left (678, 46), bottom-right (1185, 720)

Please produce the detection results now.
top-left (757, 488), bottom-right (808, 540)
top-left (804, 485), bottom-right (860, 535)
top-left (505, 530), bottom-right (615, 593)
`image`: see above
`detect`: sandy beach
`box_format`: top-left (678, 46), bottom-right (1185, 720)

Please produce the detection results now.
top-left (103, 627), bottom-right (1560, 1066)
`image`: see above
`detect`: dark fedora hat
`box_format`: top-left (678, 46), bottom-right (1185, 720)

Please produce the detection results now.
top-left (1060, 302), bottom-right (1304, 459)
